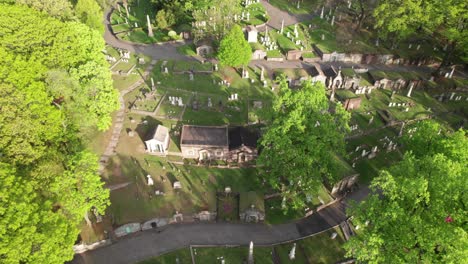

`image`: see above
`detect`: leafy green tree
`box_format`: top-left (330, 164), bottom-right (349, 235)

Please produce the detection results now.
top-left (0, 4), bottom-right (119, 131)
top-left (374, 0), bottom-right (468, 69)
top-left (257, 78), bottom-right (350, 210)
top-left (75, 0), bottom-right (104, 34)
top-left (217, 24), bottom-right (251, 67)
top-left (345, 0), bottom-right (377, 31)
top-left (16, 0), bottom-right (74, 19)
top-left (345, 123), bottom-right (468, 263)
top-left (192, 0), bottom-right (241, 41)
top-left (0, 163), bottom-right (79, 264)
top-left (155, 9), bottom-right (175, 29)
top-left (0, 4), bottom-right (112, 262)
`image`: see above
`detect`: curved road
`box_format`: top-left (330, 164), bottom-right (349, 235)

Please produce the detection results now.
top-left (72, 194), bottom-right (366, 264)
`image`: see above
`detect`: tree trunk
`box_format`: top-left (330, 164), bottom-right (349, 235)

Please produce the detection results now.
top-left (354, 0), bottom-right (366, 31)
top-left (434, 41), bottom-right (457, 76)
top-left (84, 211), bottom-right (92, 227)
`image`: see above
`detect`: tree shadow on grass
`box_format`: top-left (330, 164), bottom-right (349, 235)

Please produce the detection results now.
top-left (135, 115), bottom-right (163, 146)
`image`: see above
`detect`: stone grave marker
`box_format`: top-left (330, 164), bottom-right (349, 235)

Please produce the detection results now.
top-left (173, 181), bottom-right (182, 189)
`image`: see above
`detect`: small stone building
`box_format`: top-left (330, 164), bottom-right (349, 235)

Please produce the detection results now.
top-left (180, 125), bottom-right (260, 162)
top-left (309, 64), bottom-right (327, 86)
top-left (246, 25), bottom-right (258, 43)
top-left (343, 97), bottom-right (362, 111)
top-left (239, 192), bottom-right (265, 223)
top-left (323, 66), bottom-right (344, 89)
top-left (196, 39), bottom-right (214, 58)
top-left (252, 49), bottom-right (267, 60)
top-left (145, 125), bottom-right (170, 154)
top-left (286, 50), bottom-right (302, 60)
top-left (332, 174), bottom-right (359, 196)
top-left (228, 127), bottom-right (259, 163)
top-left (180, 125), bottom-right (229, 160)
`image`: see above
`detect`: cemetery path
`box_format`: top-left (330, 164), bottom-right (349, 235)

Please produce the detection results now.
top-left (260, 0), bottom-right (315, 31)
top-left (99, 60), bottom-right (157, 173)
top-left (71, 187), bottom-right (368, 264)
top-left (104, 8), bottom-right (192, 61)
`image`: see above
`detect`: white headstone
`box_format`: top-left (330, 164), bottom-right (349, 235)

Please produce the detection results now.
top-left (147, 175), bottom-right (154, 186)
top-left (289, 243), bottom-right (296, 260)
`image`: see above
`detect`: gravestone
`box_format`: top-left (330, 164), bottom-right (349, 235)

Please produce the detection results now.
top-left (147, 175), bottom-right (154, 186)
top-left (189, 72), bottom-right (194, 81)
top-left (289, 243), bottom-right (296, 260)
top-left (147, 15), bottom-right (153, 37)
top-left (173, 181), bottom-right (182, 189)
top-left (331, 232), bottom-right (338, 239)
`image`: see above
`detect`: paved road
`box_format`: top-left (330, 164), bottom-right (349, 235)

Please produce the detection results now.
top-left (71, 188), bottom-right (367, 264)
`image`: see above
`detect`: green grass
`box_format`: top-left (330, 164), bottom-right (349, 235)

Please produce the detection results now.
top-left (240, 3), bottom-right (269, 26)
top-left (265, 185), bottom-right (333, 225)
top-left (176, 44), bottom-right (197, 56)
top-left (111, 1), bottom-right (184, 44)
top-left (217, 194), bottom-right (240, 221)
top-left (120, 28), bottom-right (170, 44)
top-left (104, 146), bottom-right (262, 224)
top-left (112, 74), bottom-right (142, 91)
top-left (194, 246), bottom-right (273, 264)
top-left (138, 249), bottom-right (192, 264)
top-left (172, 61), bottom-right (213, 72)
top-left (266, 49), bottom-right (283, 58)
top-left (269, 0), bottom-right (324, 15)
top-left (275, 228), bottom-right (347, 263)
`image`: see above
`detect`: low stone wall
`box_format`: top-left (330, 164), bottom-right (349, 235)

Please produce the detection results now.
top-left (303, 57), bottom-right (320, 63)
top-left (266, 57), bottom-right (284, 62)
top-left (73, 239), bottom-right (112, 254)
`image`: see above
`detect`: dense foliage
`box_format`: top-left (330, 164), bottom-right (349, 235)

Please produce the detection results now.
top-left (257, 78), bottom-right (350, 210)
top-left (345, 121), bottom-right (468, 263)
top-left (192, 0), bottom-right (241, 41)
top-left (0, 4), bottom-right (115, 262)
top-left (374, 0), bottom-right (468, 67)
top-left (217, 25), bottom-right (252, 67)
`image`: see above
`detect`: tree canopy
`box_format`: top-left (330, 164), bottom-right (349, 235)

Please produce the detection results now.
top-left (374, 0), bottom-right (468, 67)
top-left (217, 24), bottom-right (251, 67)
top-left (192, 0), bottom-right (241, 41)
top-left (344, 121), bottom-right (468, 263)
top-left (0, 4), bottom-right (113, 262)
top-left (257, 78), bottom-right (350, 210)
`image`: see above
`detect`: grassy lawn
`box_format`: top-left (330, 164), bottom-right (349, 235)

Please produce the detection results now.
top-left (113, 74), bottom-right (143, 91)
top-left (194, 246), bottom-right (273, 264)
top-left (266, 49), bottom-right (283, 58)
top-left (240, 3), bottom-right (269, 26)
top-left (303, 17), bottom-right (391, 54)
top-left (176, 44), bottom-right (197, 56)
top-left (216, 193), bottom-right (240, 221)
top-left (172, 60), bottom-right (213, 72)
top-left (111, 1), bottom-right (182, 43)
top-left (103, 124), bottom-right (262, 226)
top-left (138, 249), bottom-right (192, 264)
top-left (265, 185), bottom-right (333, 225)
top-left (269, 0), bottom-right (324, 15)
top-left (275, 227), bottom-right (347, 263)
top-left (345, 127), bottom-right (401, 184)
